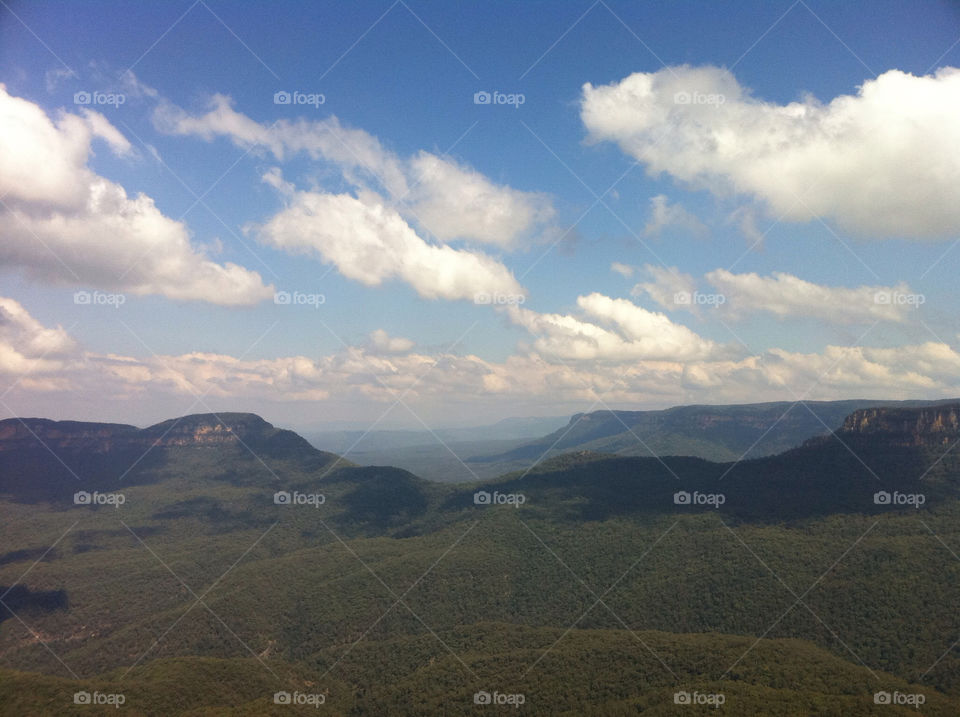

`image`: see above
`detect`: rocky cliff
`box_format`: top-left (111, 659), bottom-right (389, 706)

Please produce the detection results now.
top-left (836, 404), bottom-right (960, 447)
top-left (0, 413), bottom-right (285, 453)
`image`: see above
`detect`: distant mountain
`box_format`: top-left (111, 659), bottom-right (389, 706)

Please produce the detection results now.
top-left (0, 418), bottom-right (138, 452)
top-left (304, 415), bottom-right (566, 453)
top-left (474, 398), bottom-right (960, 465)
top-left (0, 412), bottom-right (344, 503)
top-left (0, 412), bottom-right (311, 452)
top-left (304, 415), bottom-right (568, 483)
top-left (3, 403), bottom-right (960, 715)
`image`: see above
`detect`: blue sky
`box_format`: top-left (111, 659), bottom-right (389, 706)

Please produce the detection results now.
top-left (1, 0), bottom-right (959, 429)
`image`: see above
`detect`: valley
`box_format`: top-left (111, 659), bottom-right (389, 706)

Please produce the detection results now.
top-left (1, 402), bottom-right (959, 714)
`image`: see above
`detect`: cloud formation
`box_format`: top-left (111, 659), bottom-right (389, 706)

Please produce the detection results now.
top-left (3, 298), bottom-right (957, 414)
top-left (157, 94), bottom-right (554, 249)
top-left (704, 269), bottom-right (920, 323)
top-left (0, 87), bottom-right (272, 305)
top-left (505, 292), bottom-right (725, 362)
top-left (256, 188), bottom-right (526, 302)
top-left (631, 264), bottom-right (923, 324)
top-left (582, 66), bottom-right (960, 238)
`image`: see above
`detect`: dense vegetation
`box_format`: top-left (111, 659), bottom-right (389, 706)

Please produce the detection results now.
top-left (1, 408), bottom-right (959, 714)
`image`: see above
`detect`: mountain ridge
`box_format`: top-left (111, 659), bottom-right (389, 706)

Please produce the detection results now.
top-left (0, 412), bottom-right (306, 453)
top-left (474, 397), bottom-right (960, 465)
top-left (3, 401), bottom-right (960, 714)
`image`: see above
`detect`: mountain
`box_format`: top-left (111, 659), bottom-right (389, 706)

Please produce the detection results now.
top-left (475, 397), bottom-right (960, 465)
top-left (303, 415), bottom-right (568, 483)
top-left (0, 418), bottom-right (139, 452)
top-left (0, 412), bottom-right (318, 453)
top-left (0, 413), bottom-right (344, 503)
top-left (2, 404), bottom-right (960, 714)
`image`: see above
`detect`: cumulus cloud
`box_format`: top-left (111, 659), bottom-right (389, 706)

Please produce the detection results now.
top-left (256, 188), bottom-right (525, 302)
top-left (643, 194), bottom-right (706, 237)
top-left (505, 292), bottom-right (724, 362)
top-left (0, 87), bottom-right (272, 305)
top-left (369, 329), bottom-right (415, 354)
top-left (3, 298), bottom-right (959, 414)
top-left (406, 152), bottom-right (554, 247)
top-left (676, 342), bottom-right (960, 399)
top-left (0, 298), bottom-right (73, 355)
top-left (0, 297), bottom-right (82, 392)
top-left (630, 265), bottom-right (698, 311)
top-left (633, 264), bottom-right (923, 324)
top-left (581, 65), bottom-right (960, 238)
top-left (157, 94), bottom-right (555, 248)
top-left (704, 269), bottom-right (920, 323)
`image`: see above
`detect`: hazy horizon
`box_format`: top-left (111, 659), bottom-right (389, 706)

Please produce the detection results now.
top-left (2, 1), bottom-right (960, 431)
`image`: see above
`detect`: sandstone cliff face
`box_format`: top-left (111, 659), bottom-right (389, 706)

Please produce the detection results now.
top-left (836, 404), bottom-right (960, 447)
top-left (140, 414), bottom-right (274, 447)
top-left (0, 420), bottom-right (137, 452)
top-left (0, 413), bottom-right (275, 453)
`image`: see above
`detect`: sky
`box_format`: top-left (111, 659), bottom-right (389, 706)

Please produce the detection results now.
top-left (1, 0), bottom-right (959, 431)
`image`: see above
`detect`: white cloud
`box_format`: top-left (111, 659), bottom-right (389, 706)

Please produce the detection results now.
top-left (0, 297), bottom-right (80, 392)
top-left (0, 87), bottom-right (272, 306)
top-left (610, 262), bottom-right (634, 278)
top-left (256, 188), bottom-right (525, 302)
top-left (369, 329), bottom-right (414, 354)
top-left (157, 94), bottom-right (555, 248)
top-left (630, 265), bottom-right (698, 311)
top-left (757, 343), bottom-right (960, 395)
top-left (79, 109), bottom-right (133, 156)
top-left (505, 292), bottom-right (723, 362)
top-left (406, 152), bottom-right (554, 247)
top-left (634, 265), bottom-right (924, 324)
top-left (581, 65), bottom-right (960, 238)
top-left (0, 297), bottom-right (75, 366)
top-left (643, 194), bottom-right (706, 237)
top-left (704, 269), bottom-right (919, 323)
top-left (3, 298), bottom-right (959, 416)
